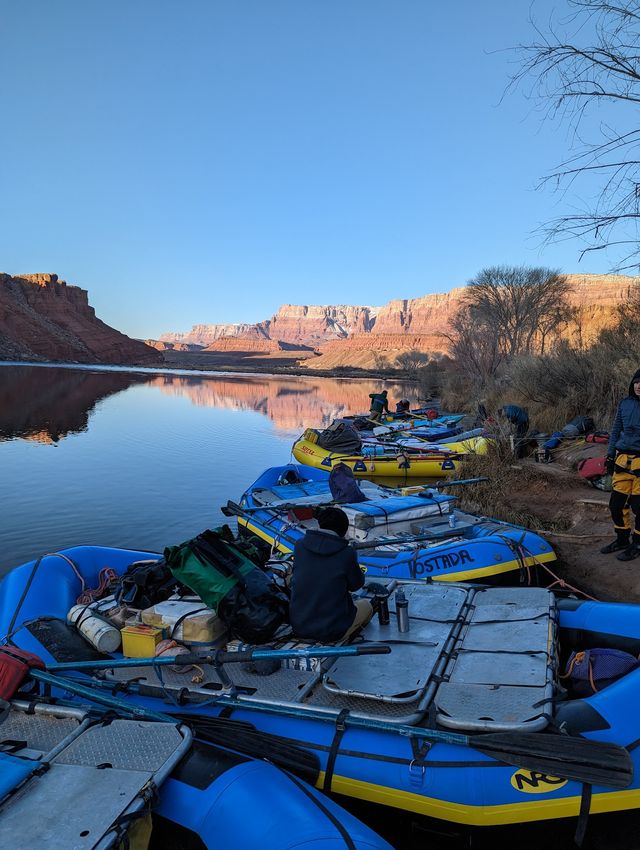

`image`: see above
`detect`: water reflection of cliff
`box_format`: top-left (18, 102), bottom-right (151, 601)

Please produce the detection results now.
top-left (149, 374), bottom-right (421, 432)
top-left (0, 366), bottom-right (422, 444)
top-left (0, 366), bottom-right (150, 443)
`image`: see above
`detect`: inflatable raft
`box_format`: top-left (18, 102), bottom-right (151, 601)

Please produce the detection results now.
top-left (231, 464), bottom-right (556, 584)
top-left (293, 428), bottom-right (489, 480)
top-left (0, 560), bottom-right (392, 849)
top-left (1, 547), bottom-right (637, 834)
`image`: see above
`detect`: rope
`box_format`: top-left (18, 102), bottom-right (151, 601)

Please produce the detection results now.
top-left (76, 567), bottom-right (118, 605)
top-left (517, 541), bottom-right (599, 602)
top-left (541, 531), bottom-right (609, 541)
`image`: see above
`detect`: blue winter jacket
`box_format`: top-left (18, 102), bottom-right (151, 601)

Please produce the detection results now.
top-left (608, 396), bottom-right (640, 456)
top-left (500, 405), bottom-right (529, 427)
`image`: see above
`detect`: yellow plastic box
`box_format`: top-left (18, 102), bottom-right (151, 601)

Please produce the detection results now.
top-left (121, 624), bottom-right (165, 658)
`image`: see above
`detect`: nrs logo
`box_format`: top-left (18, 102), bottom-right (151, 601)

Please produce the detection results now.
top-left (510, 769), bottom-right (568, 793)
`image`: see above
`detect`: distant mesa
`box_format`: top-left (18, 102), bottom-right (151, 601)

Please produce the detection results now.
top-left (144, 339), bottom-right (203, 352)
top-left (161, 274), bottom-right (639, 371)
top-left (203, 337), bottom-right (315, 353)
top-left (0, 273), bottom-right (162, 365)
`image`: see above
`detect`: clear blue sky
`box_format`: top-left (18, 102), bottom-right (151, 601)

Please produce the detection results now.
top-left (0, 1), bottom-right (621, 338)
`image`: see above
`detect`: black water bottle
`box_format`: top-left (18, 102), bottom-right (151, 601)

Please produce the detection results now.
top-left (376, 592), bottom-right (390, 626)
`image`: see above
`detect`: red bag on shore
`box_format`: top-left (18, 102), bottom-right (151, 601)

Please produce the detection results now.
top-left (586, 432), bottom-right (609, 445)
top-left (577, 457), bottom-right (607, 481)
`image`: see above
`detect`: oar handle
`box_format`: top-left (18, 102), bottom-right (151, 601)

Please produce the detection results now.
top-left (47, 643), bottom-right (391, 673)
top-left (215, 643), bottom-right (390, 665)
top-left (30, 669), bottom-right (171, 722)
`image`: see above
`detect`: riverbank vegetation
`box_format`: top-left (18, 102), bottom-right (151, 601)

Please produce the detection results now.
top-left (419, 267), bottom-right (640, 433)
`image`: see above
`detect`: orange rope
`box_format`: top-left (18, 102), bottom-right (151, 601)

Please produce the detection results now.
top-left (76, 567), bottom-right (118, 605)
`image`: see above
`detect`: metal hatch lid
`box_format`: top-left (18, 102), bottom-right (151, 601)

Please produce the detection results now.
top-left (434, 585), bottom-right (556, 732)
top-left (321, 583), bottom-right (469, 704)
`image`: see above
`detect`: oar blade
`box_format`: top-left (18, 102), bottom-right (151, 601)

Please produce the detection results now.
top-left (476, 732), bottom-right (633, 789)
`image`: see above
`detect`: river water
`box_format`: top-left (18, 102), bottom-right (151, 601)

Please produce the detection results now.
top-left (0, 363), bottom-right (420, 574)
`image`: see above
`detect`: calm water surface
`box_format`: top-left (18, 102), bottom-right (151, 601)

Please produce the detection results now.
top-left (0, 363), bottom-right (419, 573)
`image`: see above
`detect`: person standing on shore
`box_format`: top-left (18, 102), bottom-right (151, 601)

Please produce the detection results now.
top-left (369, 390), bottom-right (389, 422)
top-left (601, 369), bottom-right (640, 561)
top-left (498, 404), bottom-right (529, 458)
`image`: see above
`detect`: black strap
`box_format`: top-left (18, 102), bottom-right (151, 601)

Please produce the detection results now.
top-left (574, 783), bottom-right (592, 847)
top-left (323, 709), bottom-right (349, 793)
top-left (169, 607), bottom-right (209, 640)
top-left (0, 739), bottom-right (27, 753)
top-left (5, 556), bottom-right (43, 639)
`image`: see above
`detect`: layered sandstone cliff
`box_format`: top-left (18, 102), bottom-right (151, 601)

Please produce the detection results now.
top-left (204, 337), bottom-right (315, 353)
top-left (163, 305), bottom-right (375, 348)
top-left (160, 273), bottom-right (637, 371)
top-left (0, 273), bottom-right (161, 365)
top-left (160, 322), bottom-right (269, 346)
top-left (145, 340), bottom-right (203, 352)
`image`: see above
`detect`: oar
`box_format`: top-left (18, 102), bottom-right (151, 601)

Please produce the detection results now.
top-left (30, 668), bottom-right (171, 721)
top-left (191, 694), bottom-right (632, 789)
top-left (222, 501), bottom-right (467, 551)
top-left (32, 671), bottom-right (632, 788)
top-left (433, 477), bottom-right (488, 488)
top-left (46, 642), bottom-right (391, 673)
top-left (222, 499), bottom-right (336, 517)
top-left (29, 670), bottom-right (323, 783)
top-left (359, 438), bottom-right (459, 457)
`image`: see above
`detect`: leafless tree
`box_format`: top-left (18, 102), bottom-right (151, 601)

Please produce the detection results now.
top-left (395, 349), bottom-right (430, 378)
top-left (465, 266), bottom-right (576, 356)
top-left (445, 305), bottom-right (505, 386)
top-left (514, 0), bottom-right (640, 269)
top-left (372, 351), bottom-right (389, 372)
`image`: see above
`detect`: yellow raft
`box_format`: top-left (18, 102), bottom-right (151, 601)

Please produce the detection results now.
top-left (292, 429), bottom-right (489, 479)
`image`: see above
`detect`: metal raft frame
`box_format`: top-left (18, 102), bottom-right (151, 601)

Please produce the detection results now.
top-left (107, 583), bottom-right (558, 734)
top-left (0, 701), bottom-right (192, 850)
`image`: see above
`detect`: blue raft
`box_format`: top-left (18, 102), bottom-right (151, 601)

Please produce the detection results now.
top-left (0, 552), bottom-right (392, 850)
top-left (232, 464), bottom-right (556, 584)
top-left (0, 546), bottom-right (637, 832)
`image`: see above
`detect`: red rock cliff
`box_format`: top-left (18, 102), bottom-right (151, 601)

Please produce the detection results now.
top-left (161, 274), bottom-right (637, 358)
top-left (0, 273), bottom-right (161, 365)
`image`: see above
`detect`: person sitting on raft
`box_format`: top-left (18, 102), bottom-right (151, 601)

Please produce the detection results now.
top-left (368, 390), bottom-right (389, 422)
top-left (290, 507), bottom-right (373, 642)
top-left (395, 399), bottom-right (411, 415)
top-left (601, 368), bottom-right (640, 561)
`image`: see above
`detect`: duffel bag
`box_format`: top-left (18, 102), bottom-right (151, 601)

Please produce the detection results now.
top-left (577, 456), bottom-right (607, 481)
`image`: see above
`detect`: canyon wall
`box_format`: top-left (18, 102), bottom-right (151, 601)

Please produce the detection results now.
top-left (163, 304), bottom-right (376, 347)
top-left (160, 273), bottom-right (637, 370)
top-left (0, 273), bottom-right (161, 365)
